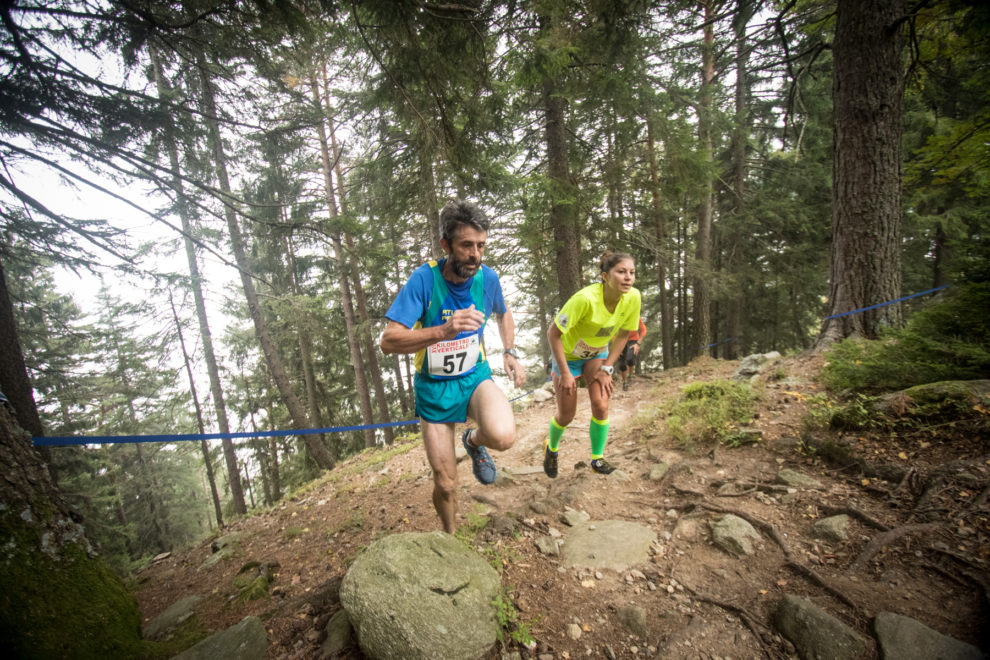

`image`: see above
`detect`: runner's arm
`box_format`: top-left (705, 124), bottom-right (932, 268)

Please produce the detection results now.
top-left (380, 306), bottom-right (484, 355)
top-left (605, 330), bottom-right (631, 369)
top-left (547, 323), bottom-right (577, 395)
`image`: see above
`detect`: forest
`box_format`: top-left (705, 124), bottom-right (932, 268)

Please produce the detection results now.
top-left (1, 0), bottom-right (988, 576)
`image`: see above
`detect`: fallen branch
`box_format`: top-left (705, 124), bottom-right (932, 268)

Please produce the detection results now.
top-left (847, 523), bottom-right (940, 573)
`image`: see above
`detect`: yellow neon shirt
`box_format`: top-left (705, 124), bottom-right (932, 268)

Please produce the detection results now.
top-left (553, 283), bottom-right (642, 361)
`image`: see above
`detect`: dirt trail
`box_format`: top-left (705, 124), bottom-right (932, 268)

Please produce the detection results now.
top-left (135, 355), bottom-right (990, 659)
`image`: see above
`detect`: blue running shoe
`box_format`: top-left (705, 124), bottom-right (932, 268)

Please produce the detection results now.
top-left (462, 428), bottom-right (496, 485)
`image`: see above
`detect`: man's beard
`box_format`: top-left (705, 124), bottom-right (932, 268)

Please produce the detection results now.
top-left (450, 256), bottom-right (480, 278)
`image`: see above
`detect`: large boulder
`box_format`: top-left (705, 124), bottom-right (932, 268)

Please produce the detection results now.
top-left (772, 594), bottom-right (870, 660)
top-left (873, 612), bottom-right (983, 660)
top-left (340, 531), bottom-right (502, 660)
top-left (171, 615), bottom-right (267, 660)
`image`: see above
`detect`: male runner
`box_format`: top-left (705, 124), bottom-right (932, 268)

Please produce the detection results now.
top-left (380, 200), bottom-right (526, 533)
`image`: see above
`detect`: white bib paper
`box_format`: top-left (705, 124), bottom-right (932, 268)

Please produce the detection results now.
top-left (570, 339), bottom-right (604, 360)
top-left (428, 335), bottom-right (481, 377)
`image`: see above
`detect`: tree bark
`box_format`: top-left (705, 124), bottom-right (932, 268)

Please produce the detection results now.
top-left (544, 73), bottom-right (582, 302)
top-left (816, 0), bottom-right (906, 347)
top-left (194, 50), bottom-right (334, 470)
top-left (693, 0), bottom-right (716, 357)
top-left (646, 117), bottom-right (675, 370)
top-left (0, 260), bottom-right (44, 438)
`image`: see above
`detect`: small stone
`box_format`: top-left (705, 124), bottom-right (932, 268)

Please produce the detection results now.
top-left (567, 623), bottom-right (583, 640)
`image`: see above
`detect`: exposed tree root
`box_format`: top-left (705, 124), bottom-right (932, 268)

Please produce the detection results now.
top-left (784, 560), bottom-right (862, 613)
top-left (818, 503), bottom-right (890, 531)
top-left (847, 523), bottom-right (941, 573)
top-left (675, 579), bottom-right (791, 660)
top-left (700, 502), bottom-right (792, 559)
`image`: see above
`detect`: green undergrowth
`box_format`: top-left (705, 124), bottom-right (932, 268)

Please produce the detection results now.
top-left (493, 587), bottom-right (537, 648)
top-left (663, 379), bottom-right (757, 449)
top-left (823, 282), bottom-right (990, 394)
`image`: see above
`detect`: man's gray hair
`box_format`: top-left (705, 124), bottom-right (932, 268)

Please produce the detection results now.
top-left (440, 200), bottom-right (490, 243)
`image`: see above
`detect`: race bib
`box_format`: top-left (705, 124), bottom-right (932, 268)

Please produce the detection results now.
top-left (428, 335), bottom-right (481, 377)
top-left (571, 339), bottom-right (605, 360)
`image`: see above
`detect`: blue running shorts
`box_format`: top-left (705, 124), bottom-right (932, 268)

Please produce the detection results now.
top-left (414, 361), bottom-right (493, 423)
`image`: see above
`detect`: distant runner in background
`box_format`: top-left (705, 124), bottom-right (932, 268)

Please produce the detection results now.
top-left (617, 317), bottom-right (647, 391)
top-left (544, 251), bottom-right (641, 477)
top-left (380, 200), bottom-right (526, 533)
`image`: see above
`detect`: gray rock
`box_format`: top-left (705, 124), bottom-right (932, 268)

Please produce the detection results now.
top-left (562, 507), bottom-right (591, 527)
top-left (339, 531), bottom-right (502, 660)
top-left (733, 352), bottom-right (782, 381)
top-left (142, 594), bottom-right (203, 640)
top-left (812, 515), bottom-right (850, 543)
top-left (709, 514), bottom-right (761, 556)
top-left (777, 468), bottom-right (823, 489)
top-left (321, 609), bottom-right (354, 657)
top-left (532, 388), bottom-right (553, 403)
top-left (648, 462), bottom-right (671, 481)
top-left (535, 535), bottom-right (559, 555)
top-left (561, 520), bottom-right (655, 570)
top-left (874, 611), bottom-right (984, 660)
top-left (171, 615), bottom-right (267, 660)
top-left (566, 623), bottom-right (582, 640)
top-left (772, 594), bottom-right (869, 660)
top-left (616, 606), bottom-right (648, 639)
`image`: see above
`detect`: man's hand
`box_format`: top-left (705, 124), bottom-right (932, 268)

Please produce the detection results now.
top-left (503, 353), bottom-right (526, 388)
top-left (633, 344), bottom-right (640, 355)
top-left (442, 304), bottom-right (484, 339)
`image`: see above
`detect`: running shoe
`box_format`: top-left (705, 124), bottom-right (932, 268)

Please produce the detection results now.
top-left (591, 458), bottom-right (616, 475)
top-left (462, 428), bottom-right (496, 484)
top-left (543, 437), bottom-right (558, 479)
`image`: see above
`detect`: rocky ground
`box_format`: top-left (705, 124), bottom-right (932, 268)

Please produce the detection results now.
top-left (134, 353), bottom-right (990, 659)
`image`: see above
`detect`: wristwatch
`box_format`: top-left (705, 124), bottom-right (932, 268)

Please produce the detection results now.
top-left (503, 349), bottom-right (518, 359)
top-left (600, 365), bottom-right (614, 376)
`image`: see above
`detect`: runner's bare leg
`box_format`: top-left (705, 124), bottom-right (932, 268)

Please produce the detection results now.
top-left (467, 379), bottom-right (516, 451)
top-left (420, 420), bottom-right (457, 533)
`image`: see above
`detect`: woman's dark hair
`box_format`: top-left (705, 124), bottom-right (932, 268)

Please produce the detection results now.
top-left (599, 250), bottom-right (634, 273)
top-left (440, 200), bottom-right (490, 243)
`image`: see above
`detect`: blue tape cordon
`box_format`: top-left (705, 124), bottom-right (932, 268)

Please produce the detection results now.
top-left (824, 285), bottom-right (949, 320)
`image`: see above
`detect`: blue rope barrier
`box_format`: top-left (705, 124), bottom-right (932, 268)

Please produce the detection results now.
top-left (824, 284), bottom-right (950, 320)
top-left (34, 418), bottom-right (421, 447)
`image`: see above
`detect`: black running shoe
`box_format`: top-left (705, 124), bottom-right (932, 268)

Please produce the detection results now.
top-left (591, 458), bottom-right (616, 475)
top-left (543, 438), bottom-right (558, 479)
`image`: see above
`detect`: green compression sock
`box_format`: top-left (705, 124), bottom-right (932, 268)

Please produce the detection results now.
top-left (548, 417), bottom-right (567, 452)
top-left (589, 416), bottom-right (609, 459)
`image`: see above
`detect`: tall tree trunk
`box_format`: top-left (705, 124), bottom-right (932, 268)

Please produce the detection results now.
top-left (0, 260), bottom-right (44, 438)
top-left (422, 155), bottom-right (443, 257)
top-left (168, 292), bottom-right (224, 528)
top-left (932, 220), bottom-right (947, 289)
top-left (693, 0), bottom-right (716, 357)
top-left (544, 72), bottom-right (582, 302)
top-left (725, 0), bottom-right (753, 361)
top-left (816, 0), bottom-right (906, 347)
top-left (320, 82), bottom-right (395, 444)
top-left (194, 51), bottom-right (334, 469)
top-left (308, 73), bottom-right (377, 448)
top-left (151, 46), bottom-right (245, 514)
top-left (646, 117), bottom-right (675, 370)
